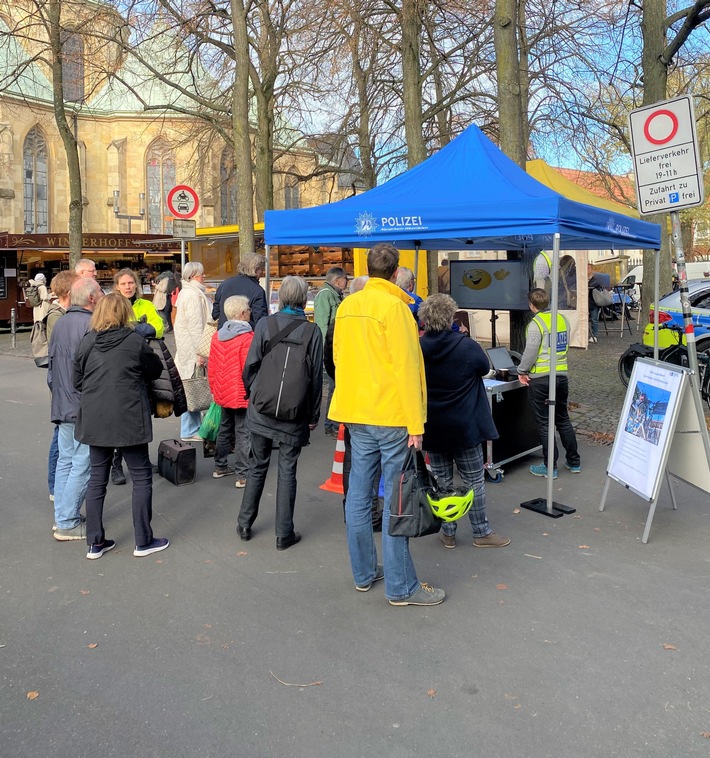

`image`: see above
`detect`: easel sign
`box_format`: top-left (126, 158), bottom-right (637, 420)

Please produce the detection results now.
top-left (600, 357), bottom-right (710, 542)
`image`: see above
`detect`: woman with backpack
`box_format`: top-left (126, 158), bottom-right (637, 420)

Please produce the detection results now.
top-left (236, 276), bottom-right (323, 550)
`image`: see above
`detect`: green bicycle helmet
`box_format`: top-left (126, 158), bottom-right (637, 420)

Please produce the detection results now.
top-left (426, 486), bottom-right (473, 522)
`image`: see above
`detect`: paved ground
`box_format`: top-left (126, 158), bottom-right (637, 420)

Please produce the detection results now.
top-left (2, 322), bottom-right (710, 757)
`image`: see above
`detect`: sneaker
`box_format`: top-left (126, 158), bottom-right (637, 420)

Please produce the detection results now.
top-left (389, 582), bottom-right (445, 607)
top-left (49, 493), bottom-right (54, 502)
top-left (473, 532), bottom-right (511, 548)
top-left (53, 523), bottom-right (86, 541)
top-left (325, 428), bottom-right (339, 440)
top-left (133, 538), bottom-right (170, 557)
top-left (213, 467), bottom-right (235, 479)
top-left (355, 565), bottom-right (385, 592)
top-left (181, 435), bottom-right (203, 443)
top-left (440, 533), bottom-right (456, 549)
top-left (529, 463), bottom-right (558, 479)
top-left (86, 539), bottom-right (115, 560)
top-left (588, 336), bottom-right (598, 343)
top-left (235, 479), bottom-right (247, 489)
top-left (564, 462), bottom-right (582, 474)
top-left (111, 467), bottom-right (127, 486)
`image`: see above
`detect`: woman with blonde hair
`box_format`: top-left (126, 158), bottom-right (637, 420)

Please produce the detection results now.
top-left (174, 261), bottom-right (212, 441)
top-left (74, 293), bottom-right (168, 560)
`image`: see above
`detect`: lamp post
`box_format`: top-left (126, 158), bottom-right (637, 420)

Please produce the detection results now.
top-left (113, 191), bottom-right (145, 233)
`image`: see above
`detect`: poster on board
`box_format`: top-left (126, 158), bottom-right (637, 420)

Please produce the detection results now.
top-left (607, 358), bottom-right (688, 501)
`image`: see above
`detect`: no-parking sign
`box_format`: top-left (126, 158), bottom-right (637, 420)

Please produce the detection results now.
top-left (167, 184), bottom-right (200, 219)
top-left (628, 96), bottom-right (704, 215)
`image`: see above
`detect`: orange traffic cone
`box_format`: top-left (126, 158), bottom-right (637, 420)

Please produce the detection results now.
top-left (320, 424), bottom-right (346, 494)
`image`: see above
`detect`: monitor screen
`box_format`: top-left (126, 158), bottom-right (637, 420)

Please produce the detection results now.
top-left (450, 260), bottom-right (529, 310)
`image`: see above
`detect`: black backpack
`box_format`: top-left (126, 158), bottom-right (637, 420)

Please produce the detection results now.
top-left (250, 317), bottom-right (316, 422)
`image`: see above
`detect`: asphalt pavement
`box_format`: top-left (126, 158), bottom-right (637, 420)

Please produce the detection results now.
top-left (2, 324), bottom-right (710, 758)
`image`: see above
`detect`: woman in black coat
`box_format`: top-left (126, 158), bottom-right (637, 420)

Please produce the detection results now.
top-left (419, 294), bottom-right (510, 551)
top-left (74, 293), bottom-right (169, 560)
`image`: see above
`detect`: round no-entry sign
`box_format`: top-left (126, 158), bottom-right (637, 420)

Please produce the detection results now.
top-left (643, 109), bottom-right (679, 145)
top-left (167, 185), bottom-right (200, 219)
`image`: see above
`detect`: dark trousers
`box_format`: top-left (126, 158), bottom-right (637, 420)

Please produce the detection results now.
top-left (215, 407), bottom-right (249, 477)
top-left (48, 424), bottom-right (59, 495)
top-left (528, 375), bottom-right (580, 468)
top-left (86, 444), bottom-right (154, 547)
top-left (237, 433), bottom-right (301, 537)
top-left (324, 371), bottom-right (337, 432)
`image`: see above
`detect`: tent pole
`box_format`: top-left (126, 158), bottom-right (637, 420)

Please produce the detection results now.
top-left (521, 233), bottom-right (575, 518)
top-left (265, 244), bottom-right (271, 303)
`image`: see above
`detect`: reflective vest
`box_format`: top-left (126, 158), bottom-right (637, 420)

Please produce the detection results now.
top-left (528, 311), bottom-right (569, 375)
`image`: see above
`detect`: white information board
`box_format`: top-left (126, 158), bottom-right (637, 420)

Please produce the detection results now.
top-left (607, 358), bottom-right (688, 502)
top-left (628, 95), bottom-right (705, 215)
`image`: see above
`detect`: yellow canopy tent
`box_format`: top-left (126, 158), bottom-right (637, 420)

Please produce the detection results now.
top-left (526, 159), bottom-right (639, 218)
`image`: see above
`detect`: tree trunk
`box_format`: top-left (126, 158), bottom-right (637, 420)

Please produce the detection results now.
top-left (253, 90), bottom-right (273, 220)
top-left (231, 0), bottom-right (255, 256)
top-left (494, 0), bottom-right (527, 351)
top-left (48, 0), bottom-right (83, 268)
top-left (641, 0), bottom-right (672, 312)
top-left (401, 0), bottom-right (426, 168)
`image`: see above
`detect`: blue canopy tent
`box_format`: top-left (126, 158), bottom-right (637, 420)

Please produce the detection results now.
top-left (264, 125), bottom-right (660, 253)
top-left (264, 124), bottom-right (661, 516)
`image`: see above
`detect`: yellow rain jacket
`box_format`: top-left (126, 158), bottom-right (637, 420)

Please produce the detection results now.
top-left (329, 277), bottom-right (426, 435)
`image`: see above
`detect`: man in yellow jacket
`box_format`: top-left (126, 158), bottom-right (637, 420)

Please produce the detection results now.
top-left (330, 243), bottom-right (445, 607)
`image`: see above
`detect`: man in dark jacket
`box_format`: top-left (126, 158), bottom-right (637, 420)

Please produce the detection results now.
top-left (212, 252), bottom-right (268, 328)
top-left (236, 276), bottom-right (322, 550)
top-left (47, 278), bottom-right (103, 540)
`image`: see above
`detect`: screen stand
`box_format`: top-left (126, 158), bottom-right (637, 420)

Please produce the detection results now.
top-left (490, 310), bottom-right (498, 347)
top-left (520, 497), bottom-right (575, 518)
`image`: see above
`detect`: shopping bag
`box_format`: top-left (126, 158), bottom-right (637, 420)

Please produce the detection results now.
top-left (592, 288), bottom-right (613, 307)
top-left (388, 448), bottom-right (442, 538)
top-left (199, 402), bottom-right (222, 443)
top-left (196, 320), bottom-right (218, 359)
top-left (183, 366), bottom-right (213, 412)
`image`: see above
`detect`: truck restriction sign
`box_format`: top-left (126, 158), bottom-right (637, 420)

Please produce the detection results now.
top-left (628, 96), bottom-right (704, 215)
top-left (167, 185), bottom-right (200, 219)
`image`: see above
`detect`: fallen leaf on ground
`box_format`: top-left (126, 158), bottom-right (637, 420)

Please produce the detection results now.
top-left (237, 551), bottom-right (248, 556)
top-left (427, 689), bottom-right (436, 698)
top-left (87, 643), bottom-right (98, 649)
top-left (269, 671), bottom-right (322, 687)
top-left (542, 532), bottom-right (549, 536)
top-left (26, 691), bottom-right (39, 700)
top-left (79, 589), bottom-right (90, 595)
top-left (662, 643), bottom-right (678, 651)
top-left (701, 732), bottom-right (710, 738)
top-left (578, 545), bottom-right (591, 549)
top-left (512, 508), bottom-right (520, 514)
top-left (496, 584), bottom-right (508, 590)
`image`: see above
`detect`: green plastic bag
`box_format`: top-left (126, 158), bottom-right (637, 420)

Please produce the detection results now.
top-left (199, 402), bottom-right (222, 443)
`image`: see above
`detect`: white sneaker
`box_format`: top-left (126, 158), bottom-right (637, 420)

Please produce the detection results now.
top-left (588, 336), bottom-right (597, 343)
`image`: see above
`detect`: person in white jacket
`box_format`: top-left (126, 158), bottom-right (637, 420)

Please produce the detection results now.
top-left (174, 261), bottom-right (212, 440)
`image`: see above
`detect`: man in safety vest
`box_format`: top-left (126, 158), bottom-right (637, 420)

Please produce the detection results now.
top-left (517, 288), bottom-right (580, 479)
top-left (533, 250), bottom-right (552, 291)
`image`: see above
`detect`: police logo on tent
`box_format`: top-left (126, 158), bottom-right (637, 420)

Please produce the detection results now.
top-left (355, 211), bottom-right (378, 237)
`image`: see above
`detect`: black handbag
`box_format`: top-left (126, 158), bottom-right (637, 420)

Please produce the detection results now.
top-left (389, 448), bottom-right (442, 538)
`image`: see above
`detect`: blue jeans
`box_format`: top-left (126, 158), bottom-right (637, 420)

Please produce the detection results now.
top-left (346, 424), bottom-right (419, 601)
top-left (48, 424), bottom-right (59, 496)
top-left (427, 445), bottom-right (491, 538)
top-left (53, 422), bottom-right (91, 530)
top-left (589, 302), bottom-right (600, 338)
top-left (180, 410), bottom-right (202, 438)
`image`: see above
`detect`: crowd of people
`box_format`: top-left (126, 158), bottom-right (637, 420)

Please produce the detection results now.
top-left (41, 245), bottom-right (582, 608)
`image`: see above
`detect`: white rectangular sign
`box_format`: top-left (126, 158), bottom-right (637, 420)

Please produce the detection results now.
top-left (628, 95), bottom-right (704, 215)
top-left (172, 219), bottom-right (196, 239)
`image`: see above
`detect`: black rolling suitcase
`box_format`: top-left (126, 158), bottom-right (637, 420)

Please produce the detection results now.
top-left (158, 439), bottom-right (196, 485)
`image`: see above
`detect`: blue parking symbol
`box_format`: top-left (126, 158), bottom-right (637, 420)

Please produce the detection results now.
top-left (669, 192), bottom-right (679, 203)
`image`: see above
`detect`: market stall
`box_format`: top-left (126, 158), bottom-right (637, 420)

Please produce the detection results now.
top-left (264, 124), bottom-right (661, 505)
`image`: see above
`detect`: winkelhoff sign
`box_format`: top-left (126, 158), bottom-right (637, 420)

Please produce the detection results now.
top-left (0, 233), bottom-right (180, 251)
top-left (355, 211), bottom-right (429, 237)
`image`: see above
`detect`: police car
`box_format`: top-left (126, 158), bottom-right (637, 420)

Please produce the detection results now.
top-left (643, 279), bottom-right (710, 353)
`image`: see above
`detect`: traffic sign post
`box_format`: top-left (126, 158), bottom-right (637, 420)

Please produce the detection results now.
top-left (167, 185), bottom-right (200, 219)
top-left (629, 96), bottom-right (710, 471)
top-left (628, 95), bottom-right (704, 215)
